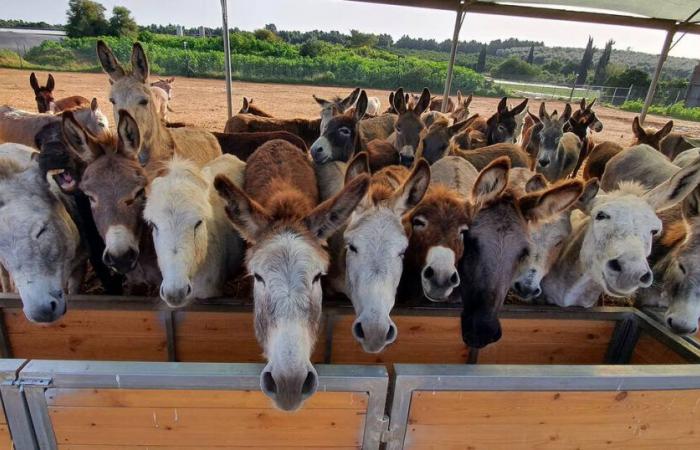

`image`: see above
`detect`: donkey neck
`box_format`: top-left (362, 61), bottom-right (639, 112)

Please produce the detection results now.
top-left (141, 119), bottom-right (176, 167)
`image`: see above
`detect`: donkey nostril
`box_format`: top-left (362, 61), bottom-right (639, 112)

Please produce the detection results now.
top-left (386, 324), bottom-right (397, 342)
top-left (514, 281), bottom-right (523, 293)
top-left (261, 371), bottom-right (277, 394)
top-left (640, 271), bottom-right (652, 284)
top-left (424, 266), bottom-right (434, 279)
top-left (538, 159), bottom-right (550, 167)
top-left (607, 259), bottom-right (622, 272)
top-left (353, 322), bottom-right (365, 339)
top-left (450, 272), bottom-right (459, 285)
top-left (667, 317), bottom-right (674, 328)
top-left (186, 284), bottom-right (193, 296)
top-left (533, 287), bottom-right (542, 297)
top-left (49, 300), bottom-right (57, 312)
top-left (103, 252), bottom-right (114, 265)
top-left (301, 371), bottom-right (317, 396)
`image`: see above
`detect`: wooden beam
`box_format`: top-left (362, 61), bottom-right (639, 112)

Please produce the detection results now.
top-left (441, 3), bottom-right (466, 113)
top-left (640, 28), bottom-right (675, 125)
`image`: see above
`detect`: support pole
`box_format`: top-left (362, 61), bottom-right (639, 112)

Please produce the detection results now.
top-left (639, 28), bottom-right (675, 125)
top-left (441, 1), bottom-right (467, 113)
top-left (221, 0), bottom-right (233, 119)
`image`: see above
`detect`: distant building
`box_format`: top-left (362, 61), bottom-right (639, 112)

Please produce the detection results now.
top-left (199, 26), bottom-right (206, 38)
top-left (686, 63), bottom-right (700, 108)
top-left (176, 25), bottom-right (183, 37)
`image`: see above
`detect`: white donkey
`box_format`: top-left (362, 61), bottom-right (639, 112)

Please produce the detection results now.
top-left (541, 157), bottom-right (700, 308)
top-left (144, 155), bottom-right (246, 307)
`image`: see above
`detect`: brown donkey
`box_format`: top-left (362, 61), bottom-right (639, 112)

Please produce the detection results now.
top-left (239, 97), bottom-right (274, 117)
top-left (214, 139), bottom-right (369, 411)
top-left (29, 72), bottom-right (89, 113)
top-left (62, 110), bottom-right (161, 289)
top-left (97, 41), bottom-right (221, 169)
top-left (458, 158), bottom-right (583, 348)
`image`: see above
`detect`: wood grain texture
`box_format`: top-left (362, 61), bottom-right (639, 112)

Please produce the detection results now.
top-left (0, 424), bottom-right (11, 449)
top-left (630, 332), bottom-right (688, 364)
top-left (3, 309), bottom-right (168, 361)
top-left (174, 311), bottom-right (326, 363)
top-left (48, 389), bottom-right (367, 447)
top-left (404, 390), bottom-right (700, 449)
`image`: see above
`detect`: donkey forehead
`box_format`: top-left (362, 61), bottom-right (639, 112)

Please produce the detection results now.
top-left (346, 208), bottom-right (407, 246)
top-left (111, 78), bottom-right (150, 100)
top-left (592, 195), bottom-right (659, 226)
top-left (82, 157), bottom-right (145, 194)
top-left (145, 182), bottom-right (211, 222)
top-left (249, 230), bottom-right (328, 276)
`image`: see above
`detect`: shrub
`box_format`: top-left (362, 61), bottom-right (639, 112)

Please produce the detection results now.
top-left (491, 57), bottom-right (542, 81)
top-left (620, 101), bottom-right (700, 122)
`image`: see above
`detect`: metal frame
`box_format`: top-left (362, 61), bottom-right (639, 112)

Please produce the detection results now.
top-left (18, 361), bottom-right (388, 450)
top-left (0, 359), bottom-right (35, 450)
top-left (385, 361), bottom-right (700, 449)
top-left (220, 0), bottom-right (233, 119)
top-left (642, 307), bottom-right (700, 351)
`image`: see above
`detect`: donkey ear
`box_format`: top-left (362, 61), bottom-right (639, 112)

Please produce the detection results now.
top-left (473, 156), bottom-right (510, 204)
top-left (214, 174), bottom-right (270, 244)
top-left (497, 97), bottom-right (508, 114)
top-left (655, 120), bottom-right (674, 141)
top-left (527, 111), bottom-right (541, 125)
top-left (579, 97), bottom-right (586, 110)
top-left (242, 97), bottom-right (250, 111)
top-left (525, 173), bottom-right (548, 193)
top-left (341, 88), bottom-right (361, 111)
top-left (46, 74), bottom-right (55, 91)
top-left (62, 112), bottom-right (98, 163)
top-left (96, 40), bottom-right (125, 81)
top-left (166, 77), bottom-right (175, 84)
top-left (561, 103), bottom-right (573, 122)
top-left (305, 174), bottom-right (370, 240)
top-left (387, 92), bottom-right (395, 111)
top-left (448, 114), bottom-right (479, 136)
top-left (390, 158), bottom-right (431, 215)
top-left (519, 180), bottom-right (583, 222)
top-left (130, 42), bottom-right (150, 83)
top-left (117, 110), bottom-right (143, 162)
top-left (345, 152), bottom-right (370, 185)
top-left (643, 157), bottom-right (700, 212)
top-left (313, 94), bottom-right (331, 107)
top-left (587, 98), bottom-right (596, 109)
top-left (90, 97), bottom-right (98, 112)
top-left (576, 177), bottom-right (600, 213)
top-left (682, 187), bottom-right (700, 221)
top-left (538, 102), bottom-right (549, 121)
top-left (464, 93), bottom-right (473, 108)
top-left (393, 88), bottom-right (407, 114)
top-left (632, 117), bottom-right (645, 139)
top-left (354, 91), bottom-right (368, 122)
top-left (511, 98), bottom-right (528, 116)
top-left (29, 72), bottom-right (40, 92)
top-left (414, 88), bottom-right (431, 115)
top-left (456, 90), bottom-right (463, 103)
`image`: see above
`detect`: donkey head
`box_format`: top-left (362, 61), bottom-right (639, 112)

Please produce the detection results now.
top-left (215, 173), bottom-right (369, 411)
top-left (534, 102), bottom-right (573, 177)
top-left (314, 88), bottom-right (361, 134)
top-left (459, 158), bottom-right (583, 348)
top-left (29, 72), bottom-right (56, 113)
top-left (572, 97), bottom-right (602, 133)
top-left (420, 114), bottom-right (479, 165)
top-left (486, 97), bottom-right (529, 145)
top-left (451, 90), bottom-right (473, 122)
top-left (310, 90), bottom-right (368, 164)
top-left (632, 116), bottom-right (673, 151)
top-left (392, 87), bottom-right (430, 167)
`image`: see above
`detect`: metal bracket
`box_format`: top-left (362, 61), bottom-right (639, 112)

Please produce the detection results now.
top-left (17, 378), bottom-right (51, 388)
top-left (379, 415), bottom-right (397, 444)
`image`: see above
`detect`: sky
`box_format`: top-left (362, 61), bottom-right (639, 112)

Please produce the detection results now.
top-left (4, 0), bottom-right (700, 59)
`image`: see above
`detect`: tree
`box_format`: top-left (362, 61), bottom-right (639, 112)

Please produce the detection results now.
top-left (65, 0), bottom-right (108, 38)
top-left (526, 44), bottom-right (534, 64)
top-left (606, 68), bottom-right (650, 89)
top-left (491, 57), bottom-right (541, 81)
top-left (109, 6), bottom-right (137, 38)
top-left (575, 36), bottom-right (595, 85)
top-left (593, 39), bottom-right (614, 85)
top-left (476, 46), bottom-right (486, 73)
top-left (254, 28), bottom-right (279, 42)
top-left (264, 23), bottom-right (277, 34)
top-left (349, 29), bottom-right (378, 48)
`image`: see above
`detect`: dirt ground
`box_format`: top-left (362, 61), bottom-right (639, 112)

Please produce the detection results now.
top-left (2, 67), bottom-right (699, 141)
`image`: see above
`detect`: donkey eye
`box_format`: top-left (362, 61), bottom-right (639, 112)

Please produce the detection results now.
top-left (35, 226), bottom-right (47, 239)
top-left (139, 98), bottom-right (149, 106)
top-left (313, 272), bottom-right (323, 284)
top-left (253, 273), bottom-right (265, 284)
top-left (151, 222), bottom-right (159, 232)
top-left (518, 247), bottom-right (530, 262)
top-left (347, 243), bottom-right (358, 253)
top-left (395, 125), bottom-right (402, 133)
top-left (109, 98), bottom-right (115, 104)
top-left (194, 220), bottom-right (203, 230)
top-left (651, 229), bottom-right (660, 236)
top-left (595, 211), bottom-right (610, 220)
top-left (412, 216), bottom-right (427, 229)
top-left (338, 127), bottom-right (351, 137)
top-left (679, 263), bottom-right (687, 275)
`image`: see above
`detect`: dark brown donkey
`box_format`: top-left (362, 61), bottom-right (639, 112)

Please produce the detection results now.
top-left (239, 97), bottom-right (273, 117)
top-left (224, 113), bottom-right (321, 148)
top-left (478, 97), bottom-right (529, 146)
top-left (458, 158), bottom-right (583, 348)
top-left (214, 139), bottom-right (369, 411)
top-left (29, 72), bottom-right (89, 113)
top-left (64, 110), bottom-right (161, 290)
top-left (565, 98), bottom-right (603, 176)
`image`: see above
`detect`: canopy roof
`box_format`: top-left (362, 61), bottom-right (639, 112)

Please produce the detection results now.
top-left (352, 1), bottom-right (700, 33)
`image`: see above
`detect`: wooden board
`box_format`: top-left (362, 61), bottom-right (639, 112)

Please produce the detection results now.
top-left (404, 390), bottom-right (700, 449)
top-left (0, 424), bottom-right (10, 449)
top-left (174, 312), bottom-right (326, 363)
top-left (47, 388), bottom-right (367, 448)
top-left (3, 309), bottom-right (168, 361)
top-left (630, 332), bottom-right (689, 364)
top-left (331, 316), bottom-right (615, 365)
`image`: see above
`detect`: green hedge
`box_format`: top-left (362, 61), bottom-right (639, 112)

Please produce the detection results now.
top-left (620, 100), bottom-right (700, 123)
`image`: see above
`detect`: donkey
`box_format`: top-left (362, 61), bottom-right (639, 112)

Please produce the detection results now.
top-left (330, 154), bottom-right (431, 352)
top-left (66, 110), bottom-right (161, 289)
top-left (144, 156), bottom-right (245, 307)
top-left (632, 116), bottom-right (674, 152)
top-left (239, 97), bottom-right (273, 117)
top-left (542, 158), bottom-right (700, 308)
top-left (532, 103), bottom-right (582, 181)
top-left (417, 114), bottom-right (480, 165)
top-left (511, 169), bottom-right (599, 300)
top-left (225, 113), bottom-right (321, 148)
top-left (0, 101), bottom-right (109, 148)
top-left (388, 87), bottom-right (431, 166)
top-left (150, 77), bottom-right (175, 99)
top-left (214, 139), bottom-right (369, 411)
top-left (565, 97), bottom-right (602, 176)
top-left (97, 41), bottom-right (221, 168)
top-left (309, 91), bottom-right (368, 164)
top-left (459, 158), bottom-right (584, 348)
top-left (29, 72), bottom-right (89, 114)
top-left (484, 97), bottom-right (529, 145)
top-left (674, 148), bottom-right (700, 168)
top-left (452, 143), bottom-right (531, 171)
top-left (150, 85), bottom-right (172, 122)
top-left (313, 88), bottom-right (360, 134)
top-left (0, 148), bottom-right (87, 322)
top-left (213, 131), bottom-right (307, 162)
top-left (450, 91), bottom-right (473, 122)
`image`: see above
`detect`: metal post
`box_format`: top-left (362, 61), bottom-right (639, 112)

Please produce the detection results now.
top-left (441, 1), bottom-right (467, 113)
top-left (221, 0), bottom-right (233, 119)
top-left (639, 28), bottom-right (675, 125)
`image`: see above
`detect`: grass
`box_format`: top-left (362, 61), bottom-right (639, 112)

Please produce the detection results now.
top-left (620, 100), bottom-right (700, 122)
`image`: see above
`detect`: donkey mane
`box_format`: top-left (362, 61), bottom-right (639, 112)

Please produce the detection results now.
top-left (264, 178), bottom-right (318, 221)
top-left (0, 158), bottom-right (22, 179)
top-left (614, 181), bottom-right (648, 197)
